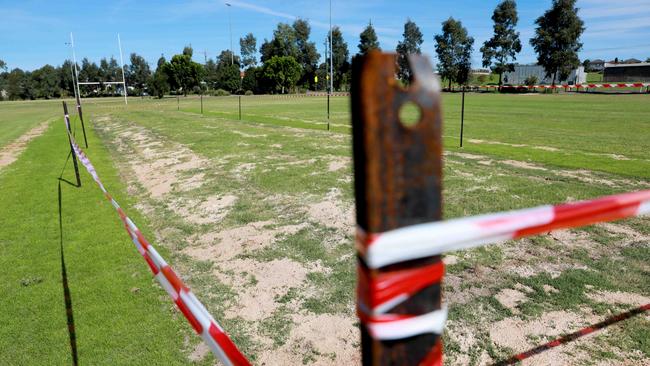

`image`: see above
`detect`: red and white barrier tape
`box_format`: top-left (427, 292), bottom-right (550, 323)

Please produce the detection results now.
top-left (63, 115), bottom-right (250, 366)
top-left (477, 83), bottom-right (650, 89)
top-left (356, 190), bottom-right (650, 343)
top-left (361, 190), bottom-right (650, 269)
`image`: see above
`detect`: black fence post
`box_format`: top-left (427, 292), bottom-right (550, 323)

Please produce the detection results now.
top-left (239, 95), bottom-right (242, 120)
top-left (177, 95), bottom-right (180, 111)
top-left (75, 94), bottom-right (88, 148)
top-left (201, 94), bottom-right (203, 115)
top-left (63, 101), bottom-right (81, 187)
top-left (327, 93), bottom-right (331, 131)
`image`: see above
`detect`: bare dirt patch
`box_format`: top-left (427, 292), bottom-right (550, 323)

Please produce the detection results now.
top-left (327, 156), bottom-right (350, 172)
top-left (490, 310), bottom-right (600, 363)
top-left (185, 220), bottom-right (307, 262)
top-left (0, 118), bottom-right (52, 169)
top-left (258, 313), bottom-right (360, 366)
top-left (306, 188), bottom-right (354, 235)
top-left (168, 194), bottom-right (237, 225)
top-left (586, 290), bottom-right (650, 307)
top-left (217, 258), bottom-right (310, 321)
top-left (501, 159), bottom-right (547, 171)
top-left (99, 120), bottom-right (210, 198)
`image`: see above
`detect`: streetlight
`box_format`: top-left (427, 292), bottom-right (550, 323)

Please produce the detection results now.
top-left (329, 0), bottom-right (333, 94)
top-left (225, 2), bottom-right (233, 65)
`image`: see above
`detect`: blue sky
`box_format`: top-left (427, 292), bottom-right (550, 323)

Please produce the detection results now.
top-left (1, 0), bottom-right (649, 71)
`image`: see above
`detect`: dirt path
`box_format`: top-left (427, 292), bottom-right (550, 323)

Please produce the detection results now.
top-left (0, 118), bottom-right (53, 169)
top-left (95, 115), bottom-right (359, 365)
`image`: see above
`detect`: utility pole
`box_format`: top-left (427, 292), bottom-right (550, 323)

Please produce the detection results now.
top-left (226, 3), bottom-right (233, 65)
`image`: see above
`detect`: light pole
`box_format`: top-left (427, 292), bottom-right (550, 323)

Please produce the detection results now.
top-left (329, 0), bottom-right (333, 94)
top-left (226, 3), bottom-right (233, 65)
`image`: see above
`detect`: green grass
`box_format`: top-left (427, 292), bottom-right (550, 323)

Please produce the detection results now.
top-left (1, 92), bottom-right (649, 364)
top-left (0, 106), bottom-right (192, 364)
top-left (0, 99), bottom-right (60, 147)
top-left (587, 72), bottom-right (604, 83)
top-left (144, 92), bottom-right (650, 178)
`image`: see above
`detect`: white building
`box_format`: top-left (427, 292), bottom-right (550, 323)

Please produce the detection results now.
top-left (503, 64), bottom-right (586, 85)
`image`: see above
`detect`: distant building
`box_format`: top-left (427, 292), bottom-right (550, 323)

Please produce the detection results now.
top-left (588, 59), bottom-right (605, 71)
top-left (603, 62), bottom-right (650, 82)
top-left (471, 68), bottom-right (491, 75)
top-left (623, 58), bottom-right (642, 64)
top-left (502, 64), bottom-right (586, 85)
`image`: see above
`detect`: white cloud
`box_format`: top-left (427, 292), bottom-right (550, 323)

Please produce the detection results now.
top-left (579, 0), bottom-right (650, 19)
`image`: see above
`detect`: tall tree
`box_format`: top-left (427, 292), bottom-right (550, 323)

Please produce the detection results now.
top-left (530, 0), bottom-right (585, 85)
top-left (260, 23), bottom-right (299, 63)
top-left (0, 59), bottom-right (6, 72)
top-left (128, 53), bottom-right (152, 95)
top-left (6, 68), bottom-right (31, 100)
top-left (434, 17), bottom-right (475, 88)
top-left (59, 60), bottom-right (76, 96)
top-left (162, 51), bottom-right (204, 95)
top-left (31, 65), bottom-right (60, 99)
top-left (358, 21), bottom-right (381, 56)
top-left (240, 33), bottom-right (258, 68)
top-left (480, 0), bottom-right (522, 86)
top-left (293, 19), bottom-right (320, 89)
top-left (183, 46), bottom-right (194, 58)
top-left (396, 19), bottom-right (424, 82)
top-left (79, 58), bottom-right (100, 82)
top-left (328, 26), bottom-right (350, 90)
top-left (149, 55), bottom-right (170, 98)
top-left (215, 50), bottom-right (241, 92)
top-left (262, 56), bottom-right (301, 94)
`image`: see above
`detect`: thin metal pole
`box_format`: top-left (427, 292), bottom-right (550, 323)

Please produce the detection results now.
top-left (70, 33), bottom-right (81, 101)
top-left (63, 101), bottom-right (82, 187)
top-left (460, 86), bottom-right (465, 148)
top-left (177, 95), bottom-right (180, 111)
top-left (226, 3), bottom-right (233, 65)
top-left (118, 34), bottom-right (128, 105)
top-left (329, 0), bottom-right (333, 94)
top-left (238, 95), bottom-right (242, 120)
top-left (201, 94), bottom-right (203, 114)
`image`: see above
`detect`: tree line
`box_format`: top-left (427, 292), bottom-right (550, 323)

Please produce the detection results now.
top-left (0, 0), bottom-right (602, 100)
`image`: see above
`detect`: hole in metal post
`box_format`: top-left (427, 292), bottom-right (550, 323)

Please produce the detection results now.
top-left (398, 101), bottom-right (422, 128)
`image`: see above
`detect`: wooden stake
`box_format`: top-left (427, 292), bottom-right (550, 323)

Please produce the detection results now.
top-left (351, 51), bottom-right (444, 365)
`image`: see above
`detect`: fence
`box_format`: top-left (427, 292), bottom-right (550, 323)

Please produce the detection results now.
top-left (58, 51), bottom-right (649, 365)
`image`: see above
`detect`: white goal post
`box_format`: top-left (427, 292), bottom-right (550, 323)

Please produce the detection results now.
top-left (71, 33), bottom-right (129, 105)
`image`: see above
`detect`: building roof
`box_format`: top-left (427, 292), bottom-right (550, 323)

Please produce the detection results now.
top-left (604, 62), bottom-right (650, 68)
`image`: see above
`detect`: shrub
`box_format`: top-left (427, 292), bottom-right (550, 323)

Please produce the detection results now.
top-left (524, 75), bottom-right (539, 86)
top-left (245, 90), bottom-right (254, 96)
top-left (212, 89), bottom-right (230, 96)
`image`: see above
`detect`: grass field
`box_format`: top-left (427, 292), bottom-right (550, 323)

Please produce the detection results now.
top-left (1, 91), bottom-right (649, 365)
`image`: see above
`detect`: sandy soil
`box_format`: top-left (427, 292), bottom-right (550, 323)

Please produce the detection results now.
top-left (0, 118), bottom-right (53, 169)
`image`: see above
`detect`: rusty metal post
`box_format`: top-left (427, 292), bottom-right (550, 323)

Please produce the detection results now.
top-left (75, 93), bottom-right (88, 148)
top-left (351, 52), bottom-right (444, 365)
top-left (63, 101), bottom-right (82, 187)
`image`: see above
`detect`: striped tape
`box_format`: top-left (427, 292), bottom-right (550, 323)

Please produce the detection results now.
top-left (361, 190), bottom-right (650, 269)
top-left (65, 125), bottom-right (250, 366)
top-left (357, 190), bottom-right (650, 343)
top-left (477, 83), bottom-right (650, 89)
